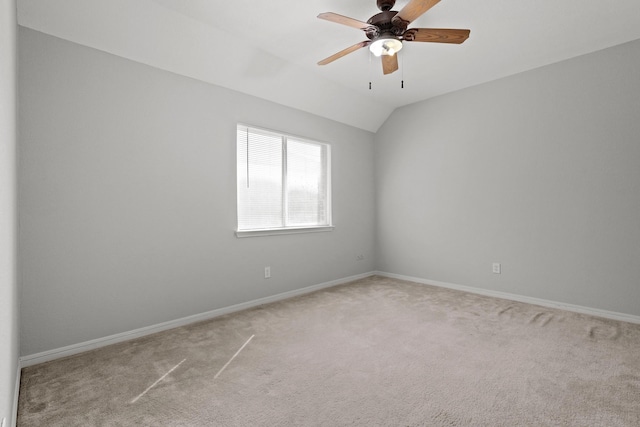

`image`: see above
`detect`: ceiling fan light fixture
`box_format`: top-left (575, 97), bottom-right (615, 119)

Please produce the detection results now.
top-left (369, 37), bottom-right (403, 57)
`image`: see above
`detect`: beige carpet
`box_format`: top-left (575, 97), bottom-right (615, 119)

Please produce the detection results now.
top-left (18, 276), bottom-right (640, 426)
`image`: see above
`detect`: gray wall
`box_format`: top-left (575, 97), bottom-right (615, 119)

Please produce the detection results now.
top-left (376, 39), bottom-right (640, 316)
top-left (1, 0), bottom-right (18, 424)
top-left (19, 28), bottom-right (376, 356)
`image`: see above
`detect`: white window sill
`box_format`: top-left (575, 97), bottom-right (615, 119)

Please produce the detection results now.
top-left (235, 226), bottom-right (334, 238)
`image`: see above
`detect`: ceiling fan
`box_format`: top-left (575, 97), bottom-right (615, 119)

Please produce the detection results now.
top-left (317, 0), bottom-right (470, 75)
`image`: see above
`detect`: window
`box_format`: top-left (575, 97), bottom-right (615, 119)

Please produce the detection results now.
top-left (236, 125), bottom-right (332, 237)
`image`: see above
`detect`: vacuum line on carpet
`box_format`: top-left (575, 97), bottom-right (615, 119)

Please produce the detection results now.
top-left (214, 334), bottom-right (255, 380)
top-left (130, 358), bottom-right (187, 404)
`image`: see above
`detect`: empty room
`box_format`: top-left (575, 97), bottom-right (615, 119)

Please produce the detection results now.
top-left (2, 0), bottom-right (640, 425)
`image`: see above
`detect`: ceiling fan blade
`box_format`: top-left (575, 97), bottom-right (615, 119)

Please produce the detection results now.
top-left (318, 41), bottom-right (370, 66)
top-left (403, 28), bottom-right (470, 44)
top-left (392, 0), bottom-right (440, 29)
top-left (317, 12), bottom-right (375, 31)
top-left (381, 54), bottom-right (399, 75)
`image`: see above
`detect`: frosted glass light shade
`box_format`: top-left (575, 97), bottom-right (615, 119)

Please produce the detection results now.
top-left (369, 38), bottom-right (403, 57)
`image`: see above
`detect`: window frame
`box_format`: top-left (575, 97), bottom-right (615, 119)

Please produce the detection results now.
top-left (235, 124), bottom-right (334, 238)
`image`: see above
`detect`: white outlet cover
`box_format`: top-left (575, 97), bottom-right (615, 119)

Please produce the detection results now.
top-left (492, 263), bottom-right (501, 274)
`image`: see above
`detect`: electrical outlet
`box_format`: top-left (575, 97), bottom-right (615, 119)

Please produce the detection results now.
top-left (264, 266), bottom-right (271, 279)
top-left (492, 263), bottom-right (501, 274)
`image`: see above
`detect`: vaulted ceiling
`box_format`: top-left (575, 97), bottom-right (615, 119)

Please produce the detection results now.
top-left (17, 0), bottom-right (640, 132)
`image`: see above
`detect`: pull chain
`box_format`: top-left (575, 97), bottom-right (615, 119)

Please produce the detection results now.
top-left (368, 51), bottom-right (372, 90)
top-left (401, 51), bottom-right (404, 89)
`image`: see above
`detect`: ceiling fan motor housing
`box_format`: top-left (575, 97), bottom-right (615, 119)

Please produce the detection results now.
top-left (367, 10), bottom-right (404, 39)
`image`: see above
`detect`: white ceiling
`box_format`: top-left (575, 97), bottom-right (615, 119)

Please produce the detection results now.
top-left (17, 0), bottom-right (640, 132)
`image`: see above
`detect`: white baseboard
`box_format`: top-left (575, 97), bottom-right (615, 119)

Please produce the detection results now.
top-left (375, 271), bottom-right (640, 325)
top-left (20, 272), bottom-right (375, 368)
top-left (12, 363), bottom-right (20, 427)
top-left (22, 270), bottom-right (638, 369)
